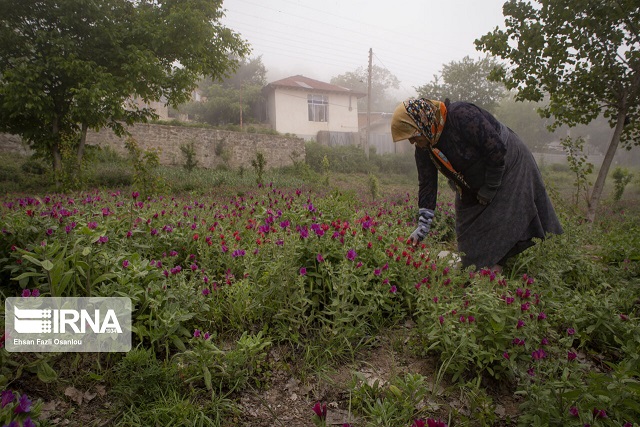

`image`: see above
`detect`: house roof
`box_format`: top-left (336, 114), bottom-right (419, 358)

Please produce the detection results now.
top-left (265, 75), bottom-right (367, 97)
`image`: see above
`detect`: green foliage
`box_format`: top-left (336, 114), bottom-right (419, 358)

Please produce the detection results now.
top-left (560, 136), bottom-right (593, 208)
top-left (0, 0), bottom-right (249, 175)
top-left (110, 347), bottom-right (181, 406)
top-left (180, 141), bottom-right (199, 172)
top-left (476, 0), bottom-right (640, 221)
top-left (321, 155), bottom-right (330, 186)
top-left (349, 372), bottom-right (443, 426)
top-left (0, 387), bottom-right (42, 427)
top-left (0, 171), bottom-right (639, 426)
top-left (174, 331), bottom-right (271, 393)
top-left (368, 173), bottom-right (380, 201)
top-left (251, 152), bottom-right (266, 185)
top-left (611, 166), bottom-right (634, 202)
top-left (125, 137), bottom-right (165, 197)
top-left (416, 56), bottom-right (507, 114)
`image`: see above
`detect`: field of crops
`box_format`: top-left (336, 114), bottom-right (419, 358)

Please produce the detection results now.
top-left (1, 161), bottom-right (639, 427)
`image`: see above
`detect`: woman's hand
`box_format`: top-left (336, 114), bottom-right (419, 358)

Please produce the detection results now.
top-left (408, 208), bottom-right (434, 245)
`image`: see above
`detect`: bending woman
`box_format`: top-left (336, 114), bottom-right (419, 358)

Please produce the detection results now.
top-left (391, 98), bottom-right (563, 271)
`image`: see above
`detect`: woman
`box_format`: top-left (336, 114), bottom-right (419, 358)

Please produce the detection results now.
top-left (391, 98), bottom-right (563, 271)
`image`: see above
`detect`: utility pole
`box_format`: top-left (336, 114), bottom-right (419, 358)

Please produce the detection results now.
top-left (239, 83), bottom-right (243, 130)
top-left (366, 48), bottom-right (372, 160)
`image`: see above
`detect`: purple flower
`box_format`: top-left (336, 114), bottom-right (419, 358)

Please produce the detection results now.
top-left (503, 351), bottom-right (510, 360)
top-left (532, 348), bottom-right (547, 361)
top-left (299, 267), bottom-right (307, 276)
top-left (1, 390), bottom-right (15, 408)
top-left (316, 253), bottom-right (325, 263)
top-left (537, 312), bottom-right (547, 320)
top-left (98, 235), bottom-right (108, 244)
top-left (516, 319), bottom-right (525, 329)
top-left (87, 221), bottom-right (97, 229)
top-left (21, 289), bottom-right (31, 298)
top-left (193, 329), bottom-right (201, 338)
top-left (567, 327), bottom-right (576, 336)
top-left (31, 289), bottom-right (40, 297)
top-left (202, 288), bottom-right (210, 296)
top-left (231, 249), bottom-right (245, 258)
top-left (374, 268), bottom-right (381, 276)
top-left (389, 285), bottom-right (397, 294)
top-left (592, 408), bottom-right (607, 419)
top-left (13, 393), bottom-right (32, 414)
top-left (122, 260), bottom-right (130, 268)
top-left (346, 248), bottom-right (357, 261)
top-left (23, 418), bottom-right (36, 427)
top-left (567, 351), bottom-right (577, 361)
top-left (569, 406), bottom-right (579, 417)
top-left (312, 402), bottom-right (327, 419)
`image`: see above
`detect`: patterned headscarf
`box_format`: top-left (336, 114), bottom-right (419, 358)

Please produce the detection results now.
top-left (391, 98), bottom-right (447, 146)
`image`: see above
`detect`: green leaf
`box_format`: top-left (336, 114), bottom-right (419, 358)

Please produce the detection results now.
top-left (13, 272), bottom-right (46, 281)
top-left (22, 254), bottom-right (43, 267)
top-left (91, 273), bottom-right (119, 286)
top-left (171, 335), bottom-right (186, 351)
top-left (36, 361), bottom-right (58, 383)
top-left (41, 259), bottom-right (55, 271)
top-left (203, 366), bottom-right (212, 391)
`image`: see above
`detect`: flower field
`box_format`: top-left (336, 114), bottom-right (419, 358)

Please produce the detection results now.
top-left (1, 175), bottom-right (639, 427)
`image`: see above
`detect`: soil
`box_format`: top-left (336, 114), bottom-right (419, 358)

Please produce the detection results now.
top-left (16, 325), bottom-right (522, 427)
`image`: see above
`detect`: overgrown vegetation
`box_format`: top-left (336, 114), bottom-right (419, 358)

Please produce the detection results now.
top-left (0, 141), bottom-right (638, 427)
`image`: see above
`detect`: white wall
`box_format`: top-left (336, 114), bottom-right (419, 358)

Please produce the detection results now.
top-left (269, 88), bottom-right (360, 140)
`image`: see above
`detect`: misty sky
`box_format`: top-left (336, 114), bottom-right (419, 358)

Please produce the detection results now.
top-left (221, 0), bottom-right (509, 98)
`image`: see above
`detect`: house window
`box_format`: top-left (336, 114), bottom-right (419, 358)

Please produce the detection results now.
top-left (308, 94), bottom-right (328, 122)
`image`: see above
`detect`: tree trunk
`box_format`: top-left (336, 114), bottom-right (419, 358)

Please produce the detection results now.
top-left (51, 116), bottom-right (63, 179)
top-left (586, 108), bottom-right (627, 222)
top-left (77, 122), bottom-right (88, 171)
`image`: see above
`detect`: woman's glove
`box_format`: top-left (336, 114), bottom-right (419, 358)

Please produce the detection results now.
top-left (408, 208), bottom-right (434, 245)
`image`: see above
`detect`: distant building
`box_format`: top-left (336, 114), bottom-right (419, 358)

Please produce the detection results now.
top-left (263, 75), bottom-right (366, 141)
top-left (358, 112), bottom-right (412, 155)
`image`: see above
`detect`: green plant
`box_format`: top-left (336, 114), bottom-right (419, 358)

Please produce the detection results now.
top-left (174, 331), bottom-right (271, 393)
top-left (110, 347), bottom-right (181, 406)
top-left (368, 173), bottom-right (380, 201)
top-left (0, 388), bottom-right (42, 427)
top-left (560, 136), bottom-right (593, 208)
top-left (180, 141), bottom-right (199, 172)
top-left (125, 137), bottom-right (165, 197)
top-left (349, 372), bottom-right (435, 426)
top-left (611, 166), bottom-right (634, 202)
top-left (251, 151), bottom-right (267, 185)
top-left (322, 155), bottom-right (330, 186)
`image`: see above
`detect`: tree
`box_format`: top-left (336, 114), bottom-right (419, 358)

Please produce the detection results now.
top-left (495, 94), bottom-right (556, 152)
top-left (179, 56), bottom-right (267, 125)
top-left (476, 0), bottom-right (640, 221)
top-left (0, 0), bottom-right (249, 179)
top-left (416, 56), bottom-right (507, 114)
top-left (331, 65), bottom-right (400, 112)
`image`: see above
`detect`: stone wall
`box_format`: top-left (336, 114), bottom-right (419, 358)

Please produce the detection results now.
top-left (0, 124), bottom-right (306, 170)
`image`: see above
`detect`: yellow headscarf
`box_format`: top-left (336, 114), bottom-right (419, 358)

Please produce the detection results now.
top-left (390, 98), bottom-right (447, 146)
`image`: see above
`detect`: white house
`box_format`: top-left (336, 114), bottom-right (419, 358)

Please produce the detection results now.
top-left (263, 75), bottom-right (366, 141)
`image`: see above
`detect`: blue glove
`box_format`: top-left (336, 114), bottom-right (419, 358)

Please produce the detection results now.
top-left (409, 208), bottom-right (434, 245)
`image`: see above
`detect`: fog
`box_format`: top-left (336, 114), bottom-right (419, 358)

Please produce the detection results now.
top-left (222, 0), bottom-right (508, 99)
